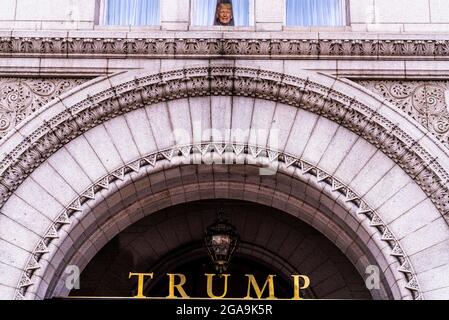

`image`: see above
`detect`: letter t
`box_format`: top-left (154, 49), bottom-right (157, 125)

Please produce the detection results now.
top-left (129, 272), bottom-right (154, 298)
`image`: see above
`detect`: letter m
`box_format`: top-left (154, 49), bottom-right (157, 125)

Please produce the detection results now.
top-left (244, 275), bottom-right (276, 299)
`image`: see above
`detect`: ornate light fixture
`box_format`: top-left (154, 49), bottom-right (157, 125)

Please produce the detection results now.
top-left (204, 209), bottom-right (239, 273)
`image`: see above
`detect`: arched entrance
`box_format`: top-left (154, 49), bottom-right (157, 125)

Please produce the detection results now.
top-left (69, 200), bottom-right (372, 299)
top-left (0, 66), bottom-right (448, 300)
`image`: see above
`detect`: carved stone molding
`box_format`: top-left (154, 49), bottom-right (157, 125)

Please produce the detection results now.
top-left (1, 36), bottom-right (449, 60)
top-left (0, 67), bottom-right (447, 228)
top-left (14, 142), bottom-right (421, 300)
top-left (0, 77), bottom-right (89, 137)
top-left (359, 80), bottom-right (449, 149)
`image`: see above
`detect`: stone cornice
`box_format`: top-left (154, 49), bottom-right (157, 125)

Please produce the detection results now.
top-left (1, 32), bottom-right (449, 60)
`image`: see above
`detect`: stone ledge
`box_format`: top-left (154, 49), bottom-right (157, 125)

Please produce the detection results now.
top-left (1, 32), bottom-right (449, 60)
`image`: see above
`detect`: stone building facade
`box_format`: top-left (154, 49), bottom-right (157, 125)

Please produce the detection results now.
top-left (0, 0), bottom-right (449, 300)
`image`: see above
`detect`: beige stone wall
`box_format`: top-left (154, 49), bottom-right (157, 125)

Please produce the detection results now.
top-left (0, 0), bottom-right (448, 32)
top-left (350, 0), bottom-right (449, 32)
top-left (0, 0), bottom-right (96, 30)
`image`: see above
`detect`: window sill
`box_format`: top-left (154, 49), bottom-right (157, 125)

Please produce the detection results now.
top-left (90, 24), bottom-right (359, 34)
top-left (282, 26), bottom-right (352, 32)
top-left (188, 25), bottom-right (256, 32)
top-left (94, 25), bottom-right (162, 32)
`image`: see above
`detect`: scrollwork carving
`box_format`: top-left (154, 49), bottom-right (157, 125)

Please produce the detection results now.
top-left (358, 80), bottom-right (449, 148)
top-left (0, 78), bottom-right (89, 137)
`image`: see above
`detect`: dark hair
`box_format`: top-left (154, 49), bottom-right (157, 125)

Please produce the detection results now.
top-left (214, 0), bottom-right (234, 26)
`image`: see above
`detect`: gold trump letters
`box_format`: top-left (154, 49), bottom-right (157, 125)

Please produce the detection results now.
top-left (129, 272), bottom-right (310, 299)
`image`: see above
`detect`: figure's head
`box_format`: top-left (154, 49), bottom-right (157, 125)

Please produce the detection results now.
top-left (216, 2), bottom-right (233, 25)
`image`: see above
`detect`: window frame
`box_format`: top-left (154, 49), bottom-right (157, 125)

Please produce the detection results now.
top-left (283, 0), bottom-right (351, 29)
top-left (190, 0), bottom-right (255, 29)
top-left (96, 0), bottom-right (162, 27)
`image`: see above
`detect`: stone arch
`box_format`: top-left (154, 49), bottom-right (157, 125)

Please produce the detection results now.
top-left (78, 200), bottom-right (372, 300)
top-left (42, 158), bottom-right (397, 300)
top-left (0, 66), bottom-right (448, 300)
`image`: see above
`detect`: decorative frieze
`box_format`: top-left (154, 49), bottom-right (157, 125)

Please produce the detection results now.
top-left (359, 80), bottom-right (449, 148)
top-left (0, 67), bottom-right (447, 227)
top-left (0, 78), bottom-right (89, 137)
top-left (0, 36), bottom-right (448, 59)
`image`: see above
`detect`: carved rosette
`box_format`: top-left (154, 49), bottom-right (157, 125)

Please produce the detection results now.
top-left (0, 78), bottom-right (89, 137)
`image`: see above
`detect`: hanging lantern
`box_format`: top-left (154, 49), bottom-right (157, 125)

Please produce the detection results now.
top-left (204, 209), bottom-right (239, 273)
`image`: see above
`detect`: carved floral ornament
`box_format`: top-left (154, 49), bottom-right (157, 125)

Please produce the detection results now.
top-left (1, 78), bottom-right (449, 154)
top-left (359, 81), bottom-right (449, 148)
top-left (1, 78), bottom-right (449, 153)
top-left (1, 36), bottom-right (449, 59)
top-left (15, 142), bottom-right (421, 300)
top-left (0, 67), bottom-right (447, 221)
top-left (0, 78), bottom-right (89, 137)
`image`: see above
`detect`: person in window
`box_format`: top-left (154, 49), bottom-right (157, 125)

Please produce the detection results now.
top-left (214, 0), bottom-right (234, 26)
